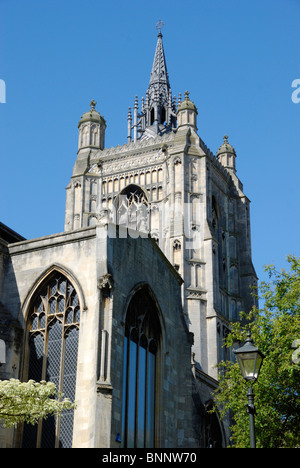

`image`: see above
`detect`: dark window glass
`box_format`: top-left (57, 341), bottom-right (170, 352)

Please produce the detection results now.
top-left (121, 288), bottom-right (160, 448)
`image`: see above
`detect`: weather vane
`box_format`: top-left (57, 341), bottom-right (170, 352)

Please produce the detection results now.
top-left (156, 19), bottom-right (164, 34)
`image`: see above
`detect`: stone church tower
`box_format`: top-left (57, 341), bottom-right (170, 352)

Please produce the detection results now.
top-left (65, 29), bottom-right (257, 381)
top-left (0, 27), bottom-right (257, 449)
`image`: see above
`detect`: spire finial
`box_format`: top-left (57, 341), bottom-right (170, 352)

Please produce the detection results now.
top-left (90, 99), bottom-right (96, 109)
top-left (224, 134), bottom-right (229, 142)
top-left (156, 19), bottom-right (164, 36)
top-left (184, 90), bottom-right (190, 100)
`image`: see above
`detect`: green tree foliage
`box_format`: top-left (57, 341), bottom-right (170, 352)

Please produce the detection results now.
top-left (212, 255), bottom-right (300, 448)
top-left (0, 379), bottom-right (74, 428)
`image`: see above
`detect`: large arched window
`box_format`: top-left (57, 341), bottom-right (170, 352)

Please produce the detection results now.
top-left (115, 184), bottom-right (149, 232)
top-left (121, 287), bottom-right (161, 448)
top-left (22, 272), bottom-right (80, 448)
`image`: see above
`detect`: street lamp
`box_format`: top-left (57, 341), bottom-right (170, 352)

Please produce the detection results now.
top-left (233, 332), bottom-right (264, 448)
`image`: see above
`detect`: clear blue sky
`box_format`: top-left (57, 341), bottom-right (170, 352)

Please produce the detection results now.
top-left (1, 0), bottom-right (299, 285)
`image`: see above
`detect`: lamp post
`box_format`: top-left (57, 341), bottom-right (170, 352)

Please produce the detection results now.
top-left (233, 332), bottom-right (264, 448)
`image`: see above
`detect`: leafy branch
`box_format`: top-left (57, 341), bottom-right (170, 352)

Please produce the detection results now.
top-left (0, 379), bottom-right (75, 428)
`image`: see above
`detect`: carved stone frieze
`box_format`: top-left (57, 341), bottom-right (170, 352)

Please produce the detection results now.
top-left (100, 151), bottom-right (166, 176)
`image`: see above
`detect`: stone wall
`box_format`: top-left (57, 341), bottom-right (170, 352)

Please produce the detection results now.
top-left (0, 225), bottom-right (200, 448)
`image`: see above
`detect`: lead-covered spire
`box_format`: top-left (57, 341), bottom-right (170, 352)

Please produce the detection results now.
top-left (128, 22), bottom-right (177, 142)
top-left (148, 26), bottom-right (170, 95)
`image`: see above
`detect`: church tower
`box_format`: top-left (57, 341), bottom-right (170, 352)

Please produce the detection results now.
top-left (0, 23), bottom-right (259, 450)
top-left (64, 24), bottom-right (257, 384)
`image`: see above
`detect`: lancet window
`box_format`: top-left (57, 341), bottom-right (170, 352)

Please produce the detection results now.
top-left (121, 287), bottom-right (161, 448)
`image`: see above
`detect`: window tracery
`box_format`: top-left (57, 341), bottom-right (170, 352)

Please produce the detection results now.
top-left (22, 273), bottom-right (80, 448)
top-left (115, 185), bottom-right (149, 231)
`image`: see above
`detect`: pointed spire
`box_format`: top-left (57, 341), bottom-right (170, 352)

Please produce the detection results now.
top-left (127, 22), bottom-right (177, 141)
top-left (149, 25), bottom-right (170, 90)
top-left (145, 23), bottom-right (176, 133)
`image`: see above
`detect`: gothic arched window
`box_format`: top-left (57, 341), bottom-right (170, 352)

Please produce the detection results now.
top-left (115, 184), bottom-right (149, 232)
top-left (121, 287), bottom-right (161, 448)
top-left (22, 272), bottom-right (80, 448)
